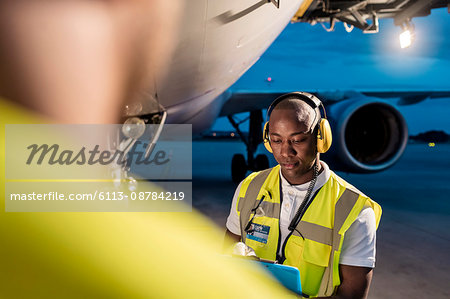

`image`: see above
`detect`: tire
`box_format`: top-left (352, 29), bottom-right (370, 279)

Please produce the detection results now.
top-left (231, 154), bottom-right (247, 183)
top-left (254, 154), bottom-right (269, 171)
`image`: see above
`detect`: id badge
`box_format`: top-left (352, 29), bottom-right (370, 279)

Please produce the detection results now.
top-left (246, 223), bottom-right (270, 244)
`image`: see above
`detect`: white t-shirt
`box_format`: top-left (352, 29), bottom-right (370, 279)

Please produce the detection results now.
top-left (226, 161), bottom-right (377, 268)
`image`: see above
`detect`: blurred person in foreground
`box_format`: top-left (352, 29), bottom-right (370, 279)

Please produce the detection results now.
top-left (0, 1), bottom-right (291, 297)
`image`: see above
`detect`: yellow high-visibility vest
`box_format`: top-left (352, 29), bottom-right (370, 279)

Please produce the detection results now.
top-left (237, 165), bottom-right (382, 297)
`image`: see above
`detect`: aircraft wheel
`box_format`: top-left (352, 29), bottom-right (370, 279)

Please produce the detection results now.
top-left (255, 154), bottom-right (269, 171)
top-left (231, 154), bottom-right (247, 183)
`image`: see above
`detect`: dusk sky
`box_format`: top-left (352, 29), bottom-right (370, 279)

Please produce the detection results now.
top-left (212, 8), bottom-right (450, 134)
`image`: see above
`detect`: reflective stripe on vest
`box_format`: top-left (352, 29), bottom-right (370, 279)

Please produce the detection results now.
top-left (236, 165), bottom-right (382, 297)
top-left (238, 167), bottom-right (281, 261)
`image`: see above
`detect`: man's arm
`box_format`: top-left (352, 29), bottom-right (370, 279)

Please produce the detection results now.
top-left (223, 180), bottom-right (244, 252)
top-left (321, 206), bottom-right (376, 299)
top-left (317, 265), bottom-right (373, 299)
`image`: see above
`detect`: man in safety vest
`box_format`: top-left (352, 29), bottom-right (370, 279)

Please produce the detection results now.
top-left (225, 92), bottom-right (382, 298)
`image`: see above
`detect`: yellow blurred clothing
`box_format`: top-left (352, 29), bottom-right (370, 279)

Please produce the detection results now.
top-left (0, 99), bottom-right (293, 298)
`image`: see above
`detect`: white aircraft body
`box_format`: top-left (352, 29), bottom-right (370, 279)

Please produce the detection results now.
top-left (127, 0), bottom-right (304, 132)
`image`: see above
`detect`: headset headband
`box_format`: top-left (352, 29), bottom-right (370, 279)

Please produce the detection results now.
top-left (266, 92), bottom-right (324, 123)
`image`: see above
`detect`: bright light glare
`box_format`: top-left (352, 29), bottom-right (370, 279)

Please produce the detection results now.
top-left (399, 30), bottom-right (412, 48)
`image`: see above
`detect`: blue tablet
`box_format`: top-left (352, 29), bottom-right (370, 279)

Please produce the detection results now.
top-left (252, 260), bottom-right (302, 295)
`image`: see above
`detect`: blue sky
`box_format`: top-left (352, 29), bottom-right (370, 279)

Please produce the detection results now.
top-left (232, 8), bottom-right (450, 91)
top-left (212, 8), bottom-right (450, 134)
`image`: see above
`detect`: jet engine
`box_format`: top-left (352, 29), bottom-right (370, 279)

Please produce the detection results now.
top-left (324, 98), bottom-right (408, 173)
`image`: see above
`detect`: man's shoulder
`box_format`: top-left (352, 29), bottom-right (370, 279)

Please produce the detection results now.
top-left (327, 170), bottom-right (382, 229)
top-left (328, 170), bottom-right (369, 199)
top-left (243, 166), bottom-right (277, 183)
top-left (241, 170), bottom-right (264, 184)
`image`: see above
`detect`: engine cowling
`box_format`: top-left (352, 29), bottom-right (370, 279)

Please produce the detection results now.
top-left (324, 98), bottom-right (408, 173)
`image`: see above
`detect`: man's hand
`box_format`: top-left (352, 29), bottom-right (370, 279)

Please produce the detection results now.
top-left (233, 242), bottom-right (257, 257)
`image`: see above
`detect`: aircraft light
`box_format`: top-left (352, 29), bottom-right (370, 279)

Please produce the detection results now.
top-left (399, 20), bottom-right (415, 49)
top-left (399, 29), bottom-right (412, 48)
top-left (122, 117), bottom-right (146, 139)
top-left (428, 142), bottom-right (435, 147)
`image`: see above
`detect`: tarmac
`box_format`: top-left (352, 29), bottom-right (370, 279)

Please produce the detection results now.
top-left (192, 140), bottom-right (450, 299)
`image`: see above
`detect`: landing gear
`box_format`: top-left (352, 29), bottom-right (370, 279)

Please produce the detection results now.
top-left (231, 154), bottom-right (247, 184)
top-left (255, 154), bottom-right (269, 171)
top-left (228, 110), bottom-right (270, 183)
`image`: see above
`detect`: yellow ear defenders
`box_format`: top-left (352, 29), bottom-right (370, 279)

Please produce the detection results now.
top-left (262, 92), bottom-right (332, 154)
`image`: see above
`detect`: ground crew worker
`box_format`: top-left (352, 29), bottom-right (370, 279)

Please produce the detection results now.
top-left (225, 92), bottom-right (382, 298)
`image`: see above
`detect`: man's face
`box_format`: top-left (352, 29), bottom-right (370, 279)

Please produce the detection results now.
top-left (268, 108), bottom-right (317, 185)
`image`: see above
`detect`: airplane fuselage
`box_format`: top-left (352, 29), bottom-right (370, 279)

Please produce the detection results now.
top-left (136, 0), bottom-right (304, 133)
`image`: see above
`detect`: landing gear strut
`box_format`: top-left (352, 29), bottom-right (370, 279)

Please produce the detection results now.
top-left (228, 110), bottom-right (269, 183)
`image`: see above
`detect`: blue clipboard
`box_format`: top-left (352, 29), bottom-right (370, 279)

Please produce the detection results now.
top-left (251, 260), bottom-right (302, 295)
